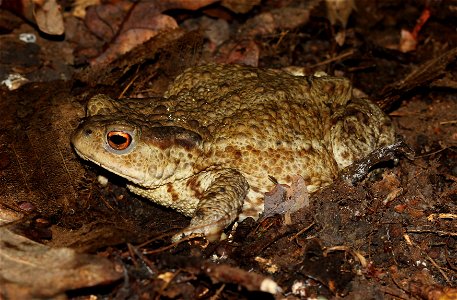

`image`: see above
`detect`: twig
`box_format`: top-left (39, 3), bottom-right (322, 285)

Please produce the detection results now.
top-left (405, 233), bottom-right (453, 285)
top-left (324, 245), bottom-right (368, 267)
top-left (440, 120), bottom-right (457, 125)
top-left (210, 283), bottom-right (226, 300)
top-left (427, 213), bottom-right (457, 221)
top-left (118, 64), bottom-right (141, 98)
top-left (378, 285), bottom-right (414, 300)
top-left (407, 228), bottom-right (457, 237)
top-left (155, 270), bottom-right (181, 300)
top-left (143, 235), bottom-right (205, 255)
top-left (137, 227), bottom-right (185, 248)
top-left (289, 222), bottom-right (315, 241)
top-left (413, 146), bottom-right (453, 159)
top-left (425, 253), bottom-right (451, 284)
top-left (309, 50), bottom-right (355, 68)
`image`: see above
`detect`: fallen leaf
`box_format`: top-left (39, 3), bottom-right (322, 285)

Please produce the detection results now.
top-left (399, 29), bottom-right (417, 53)
top-left (85, 0), bottom-right (219, 65)
top-left (239, 6), bottom-right (313, 37)
top-left (182, 16), bottom-right (230, 49)
top-left (221, 0), bottom-right (260, 14)
top-left (0, 228), bottom-right (122, 299)
top-left (72, 0), bottom-right (100, 19)
top-left (0, 0), bottom-right (64, 35)
top-left (215, 39), bottom-right (260, 66)
top-left (33, 0), bottom-right (65, 35)
top-left (0, 205), bottom-right (23, 225)
top-left (325, 0), bottom-right (356, 27)
top-left (325, 0), bottom-right (355, 46)
top-left (91, 14), bottom-right (178, 65)
top-left (399, 8), bottom-right (430, 53)
top-left (263, 175), bottom-right (310, 223)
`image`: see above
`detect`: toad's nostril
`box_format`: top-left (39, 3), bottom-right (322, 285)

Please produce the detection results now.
top-left (84, 129), bottom-right (93, 136)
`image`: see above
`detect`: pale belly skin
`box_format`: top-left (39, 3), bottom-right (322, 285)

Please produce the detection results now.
top-left (71, 64), bottom-right (395, 241)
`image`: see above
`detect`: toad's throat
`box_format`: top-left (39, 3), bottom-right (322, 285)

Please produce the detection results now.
top-left (73, 147), bottom-right (147, 185)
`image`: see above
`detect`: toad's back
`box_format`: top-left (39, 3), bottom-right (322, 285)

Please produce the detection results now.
top-left (163, 64), bottom-right (363, 194)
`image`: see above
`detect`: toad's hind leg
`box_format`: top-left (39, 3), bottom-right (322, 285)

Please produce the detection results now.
top-left (330, 97), bottom-right (396, 170)
top-left (173, 169), bottom-right (249, 242)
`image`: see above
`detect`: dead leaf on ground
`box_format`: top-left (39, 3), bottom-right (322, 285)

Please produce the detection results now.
top-left (221, 0), bottom-right (260, 14)
top-left (33, 0), bottom-right (65, 35)
top-left (72, 0), bottom-right (100, 19)
top-left (0, 0), bottom-right (64, 35)
top-left (238, 6), bottom-right (314, 37)
top-left (181, 16), bottom-right (230, 50)
top-left (0, 205), bottom-right (24, 225)
top-left (325, 0), bottom-right (356, 27)
top-left (215, 39), bottom-right (260, 66)
top-left (298, 239), bottom-right (355, 295)
top-left (87, 1), bottom-right (178, 65)
top-left (399, 8), bottom-right (431, 53)
top-left (84, 0), bottom-right (222, 66)
top-left (263, 175), bottom-right (309, 223)
top-left (0, 228), bottom-right (122, 299)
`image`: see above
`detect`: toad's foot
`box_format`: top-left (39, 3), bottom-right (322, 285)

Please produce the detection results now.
top-left (172, 169), bottom-right (249, 242)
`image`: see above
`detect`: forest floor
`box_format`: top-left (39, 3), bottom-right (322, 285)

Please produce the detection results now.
top-left (0, 0), bottom-right (456, 299)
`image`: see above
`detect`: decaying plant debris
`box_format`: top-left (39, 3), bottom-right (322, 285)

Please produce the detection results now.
top-left (0, 0), bottom-right (456, 299)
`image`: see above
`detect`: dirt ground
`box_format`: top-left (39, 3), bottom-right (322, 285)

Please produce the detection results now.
top-left (0, 0), bottom-right (456, 299)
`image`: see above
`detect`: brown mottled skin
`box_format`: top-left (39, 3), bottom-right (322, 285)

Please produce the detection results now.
top-left (71, 64), bottom-right (395, 241)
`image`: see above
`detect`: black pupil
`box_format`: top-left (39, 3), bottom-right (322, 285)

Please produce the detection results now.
top-left (109, 134), bottom-right (127, 145)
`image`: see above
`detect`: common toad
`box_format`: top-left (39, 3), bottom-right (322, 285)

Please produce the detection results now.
top-left (71, 64), bottom-right (395, 240)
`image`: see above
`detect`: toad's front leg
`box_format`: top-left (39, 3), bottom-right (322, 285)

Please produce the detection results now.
top-left (173, 169), bottom-right (249, 242)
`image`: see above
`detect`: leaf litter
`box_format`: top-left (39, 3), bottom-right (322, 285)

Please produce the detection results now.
top-left (0, 0), bottom-right (456, 299)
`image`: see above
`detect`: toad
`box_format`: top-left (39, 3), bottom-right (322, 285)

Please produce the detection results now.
top-left (71, 64), bottom-right (395, 241)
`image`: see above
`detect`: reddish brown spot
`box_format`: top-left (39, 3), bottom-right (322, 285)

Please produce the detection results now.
top-left (187, 177), bottom-right (202, 199)
top-left (341, 151), bottom-right (350, 160)
top-left (167, 183), bottom-right (179, 201)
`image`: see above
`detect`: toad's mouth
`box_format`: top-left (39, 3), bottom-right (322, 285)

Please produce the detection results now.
top-left (73, 147), bottom-right (146, 186)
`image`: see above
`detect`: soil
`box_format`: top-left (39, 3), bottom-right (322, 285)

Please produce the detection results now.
top-left (0, 0), bottom-right (456, 299)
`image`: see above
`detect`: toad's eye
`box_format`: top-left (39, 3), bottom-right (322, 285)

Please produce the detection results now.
top-left (107, 131), bottom-right (132, 150)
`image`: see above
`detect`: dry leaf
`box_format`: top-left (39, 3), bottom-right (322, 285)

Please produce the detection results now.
top-left (239, 7), bottom-right (311, 37)
top-left (33, 0), bottom-right (65, 35)
top-left (84, 0), bottom-right (222, 65)
top-left (399, 8), bottom-right (430, 53)
top-left (221, 0), bottom-right (260, 14)
top-left (263, 175), bottom-right (310, 222)
top-left (216, 39), bottom-right (260, 66)
top-left (91, 14), bottom-right (178, 65)
top-left (0, 228), bottom-right (122, 299)
top-left (325, 0), bottom-right (356, 27)
top-left (325, 0), bottom-right (355, 46)
top-left (0, 205), bottom-right (23, 225)
top-left (72, 0), bottom-right (100, 19)
top-left (399, 29), bottom-right (417, 53)
top-left (0, 0), bottom-right (64, 35)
